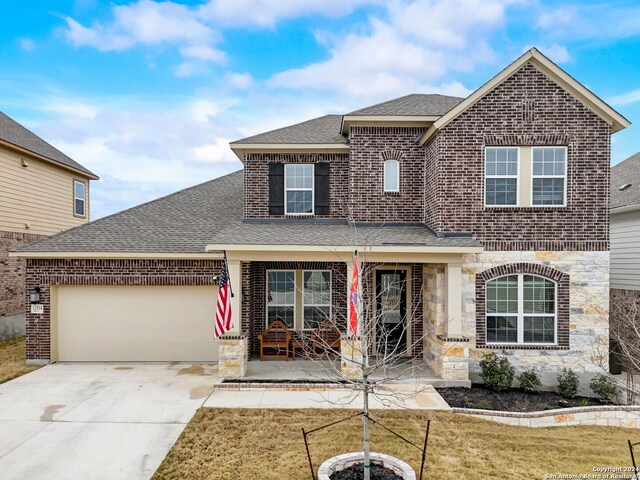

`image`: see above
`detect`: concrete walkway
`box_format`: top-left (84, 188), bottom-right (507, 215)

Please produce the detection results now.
top-left (205, 384), bottom-right (451, 410)
top-left (0, 363), bottom-right (217, 480)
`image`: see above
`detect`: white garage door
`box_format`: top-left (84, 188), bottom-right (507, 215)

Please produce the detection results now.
top-left (55, 285), bottom-right (219, 362)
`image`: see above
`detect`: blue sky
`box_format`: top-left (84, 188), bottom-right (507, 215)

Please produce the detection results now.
top-left (1, 0), bottom-right (640, 219)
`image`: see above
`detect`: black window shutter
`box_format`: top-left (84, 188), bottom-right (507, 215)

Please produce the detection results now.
top-left (268, 163), bottom-right (284, 215)
top-left (314, 163), bottom-right (330, 215)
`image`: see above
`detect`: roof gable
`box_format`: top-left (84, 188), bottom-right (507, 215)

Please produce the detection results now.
top-left (611, 152), bottom-right (640, 210)
top-left (418, 48), bottom-right (630, 146)
top-left (0, 112), bottom-right (98, 179)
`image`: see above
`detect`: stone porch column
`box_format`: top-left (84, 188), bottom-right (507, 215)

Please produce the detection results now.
top-left (218, 259), bottom-right (247, 379)
top-left (445, 262), bottom-right (462, 337)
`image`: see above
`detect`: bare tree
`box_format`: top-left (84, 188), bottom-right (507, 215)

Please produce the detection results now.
top-left (609, 292), bottom-right (640, 404)
top-left (275, 246), bottom-right (449, 480)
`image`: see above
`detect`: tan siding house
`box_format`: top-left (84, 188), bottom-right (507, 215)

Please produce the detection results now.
top-left (0, 112), bottom-right (97, 340)
top-left (611, 209), bottom-right (640, 290)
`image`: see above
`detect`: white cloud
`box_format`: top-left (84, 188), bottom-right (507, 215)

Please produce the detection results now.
top-left (199, 0), bottom-right (382, 28)
top-left (269, 0), bottom-right (517, 101)
top-left (610, 88), bottom-right (640, 106)
top-left (179, 45), bottom-right (225, 62)
top-left (18, 38), bottom-right (36, 52)
top-left (522, 43), bottom-right (571, 63)
top-left (225, 72), bottom-right (254, 89)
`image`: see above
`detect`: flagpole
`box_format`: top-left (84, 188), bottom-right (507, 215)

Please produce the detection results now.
top-left (223, 250), bottom-right (234, 298)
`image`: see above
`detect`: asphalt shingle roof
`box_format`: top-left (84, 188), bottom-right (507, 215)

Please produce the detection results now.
top-left (231, 115), bottom-right (347, 145)
top-left (19, 170), bottom-right (480, 253)
top-left (0, 112), bottom-right (97, 178)
top-left (346, 94), bottom-right (464, 116)
top-left (611, 152), bottom-right (640, 209)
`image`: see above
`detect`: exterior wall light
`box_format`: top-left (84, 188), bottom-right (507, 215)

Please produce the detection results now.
top-left (30, 287), bottom-right (41, 304)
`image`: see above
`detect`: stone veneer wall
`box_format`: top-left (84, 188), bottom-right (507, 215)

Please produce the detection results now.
top-left (462, 251), bottom-right (609, 387)
top-left (24, 258), bottom-right (221, 361)
top-left (453, 406), bottom-right (640, 429)
top-left (243, 153), bottom-right (349, 219)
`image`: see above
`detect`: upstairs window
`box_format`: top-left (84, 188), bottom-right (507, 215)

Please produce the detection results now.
top-left (383, 160), bottom-right (399, 192)
top-left (73, 180), bottom-right (86, 217)
top-left (486, 274), bottom-right (556, 345)
top-left (485, 147), bottom-right (518, 206)
top-left (284, 164), bottom-right (314, 215)
top-left (532, 147), bottom-right (566, 206)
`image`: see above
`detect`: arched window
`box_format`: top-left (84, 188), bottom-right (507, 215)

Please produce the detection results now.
top-left (384, 160), bottom-right (399, 192)
top-left (486, 274), bottom-right (556, 344)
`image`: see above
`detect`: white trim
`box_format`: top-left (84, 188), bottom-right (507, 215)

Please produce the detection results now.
top-left (530, 146), bottom-right (567, 207)
top-left (206, 244), bottom-right (484, 255)
top-left (301, 269), bottom-right (332, 330)
top-left (484, 147), bottom-right (520, 207)
top-left (418, 48), bottom-right (630, 146)
top-left (341, 115), bottom-right (440, 134)
top-left (383, 159), bottom-right (400, 192)
top-left (266, 269), bottom-right (296, 330)
top-left (611, 204), bottom-right (640, 215)
top-left (9, 251), bottom-right (224, 259)
top-left (284, 163), bottom-right (314, 216)
top-left (230, 144), bottom-right (349, 161)
top-left (485, 274), bottom-right (558, 346)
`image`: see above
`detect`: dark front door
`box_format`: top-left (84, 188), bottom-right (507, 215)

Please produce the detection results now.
top-left (375, 269), bottom-right (407, 354)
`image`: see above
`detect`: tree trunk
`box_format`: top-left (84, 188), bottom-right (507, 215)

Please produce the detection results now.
top-left (363, 381), bottom-right (370, 480)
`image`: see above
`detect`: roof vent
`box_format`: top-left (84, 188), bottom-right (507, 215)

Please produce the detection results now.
top-left (619, 183), bottom-right (632, 192)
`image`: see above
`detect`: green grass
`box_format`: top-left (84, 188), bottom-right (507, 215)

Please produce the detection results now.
top-left (0, 336), bottom-right (40, 384)
top-left (153, 408), bottom-right (638, 480)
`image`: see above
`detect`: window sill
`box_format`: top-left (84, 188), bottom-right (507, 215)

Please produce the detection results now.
top-left (484, 343), bottom-right (569, 350)
top-left (483, 205), bottom-right (567, 210)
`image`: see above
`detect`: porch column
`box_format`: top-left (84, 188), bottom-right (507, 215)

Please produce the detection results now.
top-left (445, 262), bottom-right (462, 337)
top-left (218, 259), bottom-right (246, 379)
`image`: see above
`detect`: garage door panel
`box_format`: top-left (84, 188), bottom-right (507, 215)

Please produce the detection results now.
top-left (56, 286), bottom-right (220, 362)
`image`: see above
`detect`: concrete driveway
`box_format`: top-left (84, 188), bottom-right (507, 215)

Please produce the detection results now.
top-left (0, 363), bottom-right (217, 480)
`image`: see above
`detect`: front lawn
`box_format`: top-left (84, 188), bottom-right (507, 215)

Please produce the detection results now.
top-left (153, 408), bottom-right (637, 480)
top-left (0, 336), bottom-right (40, 384)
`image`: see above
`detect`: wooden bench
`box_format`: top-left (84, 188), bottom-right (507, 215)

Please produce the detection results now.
top-left (311, 320), bottom-right (341, 359)
top-left (258, 320), bottom-right (292, 360)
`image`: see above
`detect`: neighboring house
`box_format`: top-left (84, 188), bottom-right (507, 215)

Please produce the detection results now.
top-left (0, 113), bottom-right (97, 340)
top-left (13, 48), bottom-right (629, 388)
top-left (611, 152), bottom-right (640, 293)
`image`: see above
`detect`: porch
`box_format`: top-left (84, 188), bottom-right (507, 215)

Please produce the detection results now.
top-left (212, 243), bottom-right (480, 385)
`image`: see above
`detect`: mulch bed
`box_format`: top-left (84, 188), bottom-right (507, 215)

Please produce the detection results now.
top-left (330, 464), bottom-right (403, 480)
top-left (437, 385), bottom-right (610, 412)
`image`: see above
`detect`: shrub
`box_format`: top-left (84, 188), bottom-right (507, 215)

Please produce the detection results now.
top-left (472, 400), bottom-right (492, 410)
top-left (517, 370), bottom-right (542, 393)
top-left (479, 353), bottom-right (515, 392)
top-left (556, 368), bottom-right (580, 398)
top-left (589, 373), bottom-right (617, 402)
top-left (579, 399), bottom-right (590, 407)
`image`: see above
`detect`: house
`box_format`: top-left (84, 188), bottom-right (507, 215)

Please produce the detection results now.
top-left (0, 113), bottom-right (97, 340)
top-left (12, 48), bottom-right (629, 388)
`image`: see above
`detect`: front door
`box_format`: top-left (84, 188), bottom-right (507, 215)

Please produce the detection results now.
top-left (375, 270), bottom-right (407, 354)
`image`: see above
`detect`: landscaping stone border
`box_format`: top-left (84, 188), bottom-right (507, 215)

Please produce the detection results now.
top-left (318, 452), bottom-right (416, 480)
top-left (452, 405), bottom-right (640, 428)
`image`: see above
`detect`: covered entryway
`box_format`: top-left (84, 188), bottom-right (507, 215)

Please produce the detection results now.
top-left (53, 285), bottom-right (219, 362)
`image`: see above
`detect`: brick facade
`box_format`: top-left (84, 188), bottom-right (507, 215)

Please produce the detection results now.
top-left (428, 63), bottom-right (610, 251)
top-left (24, 258), bottom-right (221, 360)
top-left (348, 126), bottom-right (426, 222)
top-left (243, 153), bottom-right (349, 219)
top-left (0, 231), bottom-right (46, 317)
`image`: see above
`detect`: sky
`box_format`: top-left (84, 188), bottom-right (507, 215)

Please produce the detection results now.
top-left (1, 0), bottom-right (640, 219)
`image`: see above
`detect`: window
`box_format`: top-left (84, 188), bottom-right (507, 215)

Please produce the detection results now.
top-left (532, 147), bottom-right (566, 206)
top-left (73, 180), bottom-right (86, 217)
top-left (383, 160), bottom-right (399, 192)
top-left (302, 271), bottom-right (331, 330)
top-left (284, 164), bottom-right (314, 214)
top-left (485, 147), bottom-right (518, 206)
top-left (486, 274), bottom-right (556, 345)
top-left (266, 271), bottom-right (295, 329)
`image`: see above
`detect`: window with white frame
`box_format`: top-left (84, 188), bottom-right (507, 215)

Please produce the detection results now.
top-left (532, 147), bottom-right (566, 206)
top-left (284, 164), bottom-right (314, 214)
top-left (73, 180), bottom-right (86, 217)
top-left (266, 270), bottom-right (295, 329)
top-left (302, 270), bottom-right (331, 330)
top-left (383, 160), bottom-right (399, 192)
top-left (485, 147), bottom-right (518, 206)
top-left (486, 274), bottom-right (556, 344)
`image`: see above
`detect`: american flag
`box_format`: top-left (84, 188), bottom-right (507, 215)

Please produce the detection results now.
top-left (213, 257), bottom-right (233, 339)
